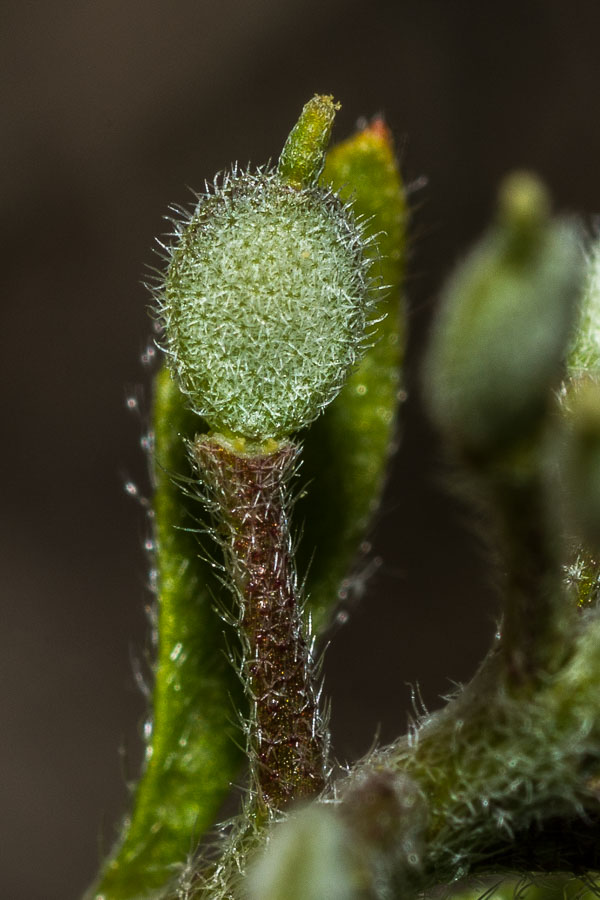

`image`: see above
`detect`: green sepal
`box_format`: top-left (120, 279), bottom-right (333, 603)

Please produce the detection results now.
top-left (299, 118), bottom-right (407, 631)
top-left (87, 367), bottom-right (244, 900)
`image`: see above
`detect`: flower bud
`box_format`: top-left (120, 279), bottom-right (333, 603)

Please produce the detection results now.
top-left (568, 234), bottom-right (600, 378)
top-left (424, 172), bottom-right (582, 460)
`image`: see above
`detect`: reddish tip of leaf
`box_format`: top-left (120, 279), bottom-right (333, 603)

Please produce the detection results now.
top-left (341, 116), bottom-right (395, 163)
top-left (364, 115), bottom-right (391, 143)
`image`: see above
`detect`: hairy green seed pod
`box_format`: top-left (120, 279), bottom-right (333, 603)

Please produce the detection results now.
top-left (424, 171), bottom-right (582, 460)
top-left (158, 97), bottom-right (373, 441)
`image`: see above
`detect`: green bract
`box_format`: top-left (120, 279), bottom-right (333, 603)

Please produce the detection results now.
top-left (160, 170), bottom-right (372, 440)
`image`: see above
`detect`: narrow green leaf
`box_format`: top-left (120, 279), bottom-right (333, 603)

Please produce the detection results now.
top-left (88, 367), bottom-right (244, 900)
top-left (299, 118), bottom-right (407, 632)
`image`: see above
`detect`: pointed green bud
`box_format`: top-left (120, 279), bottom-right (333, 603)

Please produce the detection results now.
top-left (424, 171), bottom-right (582, 460)
top-left (158, 96), bottom-right (373, 441)
top-left (278, 94), bottom-right (340, 189)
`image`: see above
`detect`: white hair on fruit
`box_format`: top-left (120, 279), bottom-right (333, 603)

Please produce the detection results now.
top-left (156, 167), bottom-right (375, 440)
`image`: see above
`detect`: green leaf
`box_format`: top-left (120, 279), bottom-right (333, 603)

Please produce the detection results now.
top-left (299, 118), bottom-right (407, 632)
top-left (88, 367), bottom-right (244, 900)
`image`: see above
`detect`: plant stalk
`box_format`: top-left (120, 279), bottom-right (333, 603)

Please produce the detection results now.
top-left (192, 435), bottom-right (326, 815)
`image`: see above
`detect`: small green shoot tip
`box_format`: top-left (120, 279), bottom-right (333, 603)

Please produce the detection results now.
top-left (278, 94), bottom-right (341, 189)
top-left (498, 171), bottom-right (551, 255)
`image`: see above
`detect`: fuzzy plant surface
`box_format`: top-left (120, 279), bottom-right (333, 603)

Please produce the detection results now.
top-left (86, 93), bottom-right (600, 900)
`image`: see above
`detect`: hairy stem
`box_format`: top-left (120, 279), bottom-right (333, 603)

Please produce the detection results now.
top-left (192, 436), bottom-right (326, 815)
top-left (491, 466), bottom-right (575, 684)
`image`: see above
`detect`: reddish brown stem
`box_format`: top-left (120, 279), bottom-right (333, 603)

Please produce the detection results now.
top-left (193, 435), bottom-right (326, 813)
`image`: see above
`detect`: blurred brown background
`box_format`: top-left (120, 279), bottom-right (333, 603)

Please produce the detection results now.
top-left (3, 1), bottom-right (600, 897)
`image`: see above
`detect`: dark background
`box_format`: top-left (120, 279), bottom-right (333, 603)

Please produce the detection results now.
top-left (3, 1), bottom-right (600, 897)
